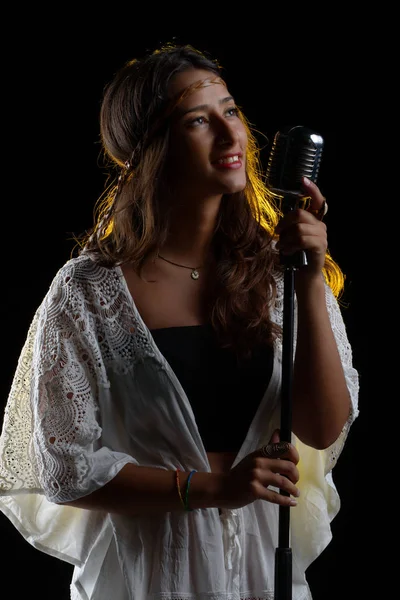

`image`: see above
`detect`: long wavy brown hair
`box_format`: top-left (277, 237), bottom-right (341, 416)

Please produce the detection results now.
top-left (77, 43), bottom-right (344, 359)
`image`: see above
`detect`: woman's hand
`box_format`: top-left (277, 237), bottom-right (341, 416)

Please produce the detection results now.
top-left (275, 176), bottom-right (328, 277)
top-left (217, 430), bottom-right (300, 510)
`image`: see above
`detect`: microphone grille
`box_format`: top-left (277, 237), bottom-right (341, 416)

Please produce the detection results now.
top-left (266, 125), bottom-right (324, 194)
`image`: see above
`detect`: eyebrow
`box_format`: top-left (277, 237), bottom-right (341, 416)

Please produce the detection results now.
top-left (178, 96), bottom-right (235, 117)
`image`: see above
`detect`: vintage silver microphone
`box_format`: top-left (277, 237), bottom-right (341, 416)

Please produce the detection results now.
top-left (266, 125), bottom-right (324, 194)
top-left (266, 125), bottom-right (325, 600)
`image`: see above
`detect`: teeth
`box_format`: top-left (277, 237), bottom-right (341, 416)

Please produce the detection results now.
top-left (217, 155), bottom-right (239, 164)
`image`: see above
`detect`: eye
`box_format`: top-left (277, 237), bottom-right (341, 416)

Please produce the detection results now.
top-left (226, 106), bottom-right (239, 117)
top-left (187, 115), bottom-right (208, 127)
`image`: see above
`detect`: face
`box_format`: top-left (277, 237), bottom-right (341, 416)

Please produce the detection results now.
top-left (165, 68), bottom-right (248, 198)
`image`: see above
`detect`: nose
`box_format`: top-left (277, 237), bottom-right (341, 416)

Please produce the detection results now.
top-left (216, 119), bottom-right (237, 146)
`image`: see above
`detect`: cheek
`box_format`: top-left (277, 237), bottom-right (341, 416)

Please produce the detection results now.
top-left (168, 134), bottom-right (198, 164)
top-left (170, 138), bottom-right (210, 176)
top-left (165, 139), bottom-right (201, 181)
top-left (238, 123), bottom-right (248, 149)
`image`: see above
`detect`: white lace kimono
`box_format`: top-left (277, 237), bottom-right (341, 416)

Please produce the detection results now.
top-left (0, 254), bottom-right (359, 600)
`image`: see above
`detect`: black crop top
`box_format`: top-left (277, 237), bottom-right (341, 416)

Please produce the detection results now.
top-left (151, 324), bottom-right (274, 452)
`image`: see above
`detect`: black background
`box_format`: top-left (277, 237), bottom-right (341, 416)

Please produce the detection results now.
top-left (1, 16), bottom-right (376, 600)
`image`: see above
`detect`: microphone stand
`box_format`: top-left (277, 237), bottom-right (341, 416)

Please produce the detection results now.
top-left (274, 194), bottom-right (307, 600)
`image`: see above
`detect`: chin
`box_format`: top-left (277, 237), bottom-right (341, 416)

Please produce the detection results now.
top-left (220, 179), bottom-right (247, 195)
top-left (210, 171), bottom-right (245, 193)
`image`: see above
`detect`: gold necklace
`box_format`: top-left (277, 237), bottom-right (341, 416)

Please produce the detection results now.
top-left (157, 252), bottom-right (202, 280)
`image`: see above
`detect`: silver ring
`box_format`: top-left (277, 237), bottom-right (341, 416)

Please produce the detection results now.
top-left (260, 442), bottom-right (290, 458)
top-left (309, 200), bottom-right (328, 221)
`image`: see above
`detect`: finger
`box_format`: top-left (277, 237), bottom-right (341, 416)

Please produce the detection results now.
top-left (308, 200), bottom-right (328, 221)
top-left (258, 442), bottom-right (300, 465)
top-left (269, 428), bottom-right (280, 444)
top-left (263, 486), bottom-right (299, 507)
top-left (254, 468), bottom-right (300, 502)
top-left (276, 228), bottom-right (328, 258)
top-left (277, 208), bottom-right (327, 232)
top-left (272, 471), bottom-right (300, 495)
top-left (302, 176), bottom-right (328, 220)
top-left (261, 441), bottom-right (291, 458)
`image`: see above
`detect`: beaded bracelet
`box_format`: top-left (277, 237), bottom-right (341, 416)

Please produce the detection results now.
top-left (175, 468), bottom-right (186, 510)
top-left (184, 469), bottom-right (197, 512)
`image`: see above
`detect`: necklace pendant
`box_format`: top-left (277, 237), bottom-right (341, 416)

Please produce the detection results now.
top-left (191, 269), bottom-right (200, 280)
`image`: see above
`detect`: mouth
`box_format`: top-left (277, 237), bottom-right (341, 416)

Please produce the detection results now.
top-left (212, 153), bottom-right (243, 166)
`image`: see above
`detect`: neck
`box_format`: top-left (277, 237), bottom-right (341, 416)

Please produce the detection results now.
top-left (161, 196), bottom-right (221, 264)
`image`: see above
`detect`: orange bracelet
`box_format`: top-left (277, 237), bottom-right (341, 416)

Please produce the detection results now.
top-left (175, 468), bottom-right (186, 510)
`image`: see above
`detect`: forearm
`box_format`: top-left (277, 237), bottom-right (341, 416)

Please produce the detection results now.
top-left (292, 274), bottom-right (351, 449)
top-left (59, 463), bottom-right (224, 516)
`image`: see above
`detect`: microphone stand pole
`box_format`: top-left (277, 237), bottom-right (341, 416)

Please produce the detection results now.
top-left (274, 195), bottom-right (307, 600)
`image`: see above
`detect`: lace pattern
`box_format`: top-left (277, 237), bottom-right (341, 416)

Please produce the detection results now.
top-left (0, 310), bottom-right (41, 491)
top-left (0, 256), bottom-right (155, 499)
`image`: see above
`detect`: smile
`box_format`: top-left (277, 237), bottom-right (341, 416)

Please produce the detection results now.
top-left (216, 155), bottom-right (240, 164)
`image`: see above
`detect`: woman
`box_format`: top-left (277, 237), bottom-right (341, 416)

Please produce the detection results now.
top-left (0, 43), bottom-right (359, 599)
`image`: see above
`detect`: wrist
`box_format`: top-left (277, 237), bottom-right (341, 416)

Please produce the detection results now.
top-left (295, 270), bottom-right (325, 298)
top-left (181, 471), bottom-right (227, 510)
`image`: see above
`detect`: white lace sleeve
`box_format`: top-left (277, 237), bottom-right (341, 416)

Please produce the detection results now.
top-left (0, 306), bottom-right (42, 494)
top-left (272, 273), bottom-right (359, 470)
top-left (1, 263), bottom-right (137, 505)
top-left (0, 260), bottom-right (138, 567)
top-left (318, 283), bottom-right (359, 472)
top-left (278, 279), bottom-right (360, 576)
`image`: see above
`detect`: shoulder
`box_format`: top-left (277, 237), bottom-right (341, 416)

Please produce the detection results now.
top-left (44, 254), bottom-right (125, 313)
top-left (53, 254), bottom-right (116, 282)
top-left (50, 254), bottom-right (121, 291)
